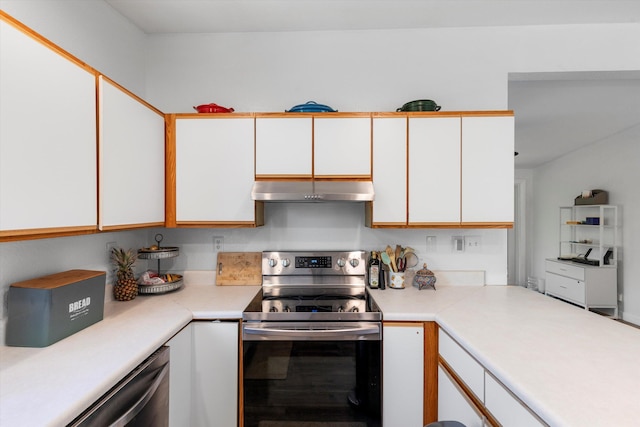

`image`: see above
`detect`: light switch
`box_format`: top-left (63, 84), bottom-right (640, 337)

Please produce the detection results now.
top-left (452, 236), bottom-right (464, 252)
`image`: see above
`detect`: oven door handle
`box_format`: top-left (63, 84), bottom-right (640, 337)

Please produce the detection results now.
top-left (243, 323), bottom-right (381, 341)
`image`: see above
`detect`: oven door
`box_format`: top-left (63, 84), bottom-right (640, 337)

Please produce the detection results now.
top-left (242, 322), bottom-right (382, 427)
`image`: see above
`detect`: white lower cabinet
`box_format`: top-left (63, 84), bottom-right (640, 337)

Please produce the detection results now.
top-left (438, 366), bottom-right (485, 427)
top-left (166, 324), bottom-right (193, 427)
top-left (192, 321), bottom-right (239, 427)
top-left (438, 330), bottom-right (484, 401)
top-left (439, 329), bottom-right (546, 427)
top-left (383, 323), bottom-right (424, 427)
top-left (485, 373), bottom-right (544, 427)
top-left (166, 321), bottom-right (239, 427)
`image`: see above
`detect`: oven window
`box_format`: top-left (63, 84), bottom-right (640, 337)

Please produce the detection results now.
top-left (243, 340), bottom-right (381, 427)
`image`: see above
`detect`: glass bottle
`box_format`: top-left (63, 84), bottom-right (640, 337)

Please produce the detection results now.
top-left (368, 251), bottom-right (380, 289)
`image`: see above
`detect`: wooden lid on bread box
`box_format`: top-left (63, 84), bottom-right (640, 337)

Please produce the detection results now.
top-left (6, 269), bottom-right (106, 347)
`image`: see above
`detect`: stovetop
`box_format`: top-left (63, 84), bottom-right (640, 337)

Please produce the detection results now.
top-left (242, 289), bottom-right (382, 322)
top-left (242, 250), bottom-right (381, 322)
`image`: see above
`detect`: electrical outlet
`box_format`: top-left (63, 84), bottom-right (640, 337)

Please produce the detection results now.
top-left (213, 236), bottom-right (224, 252)
top-left (105, 242), bottom-right (117, 285)
top-left (426, 236), bottom-right (437, 252)
top-left (106, 242), bottom-right (117, 257)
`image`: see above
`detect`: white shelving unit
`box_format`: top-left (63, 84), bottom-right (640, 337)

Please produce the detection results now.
top-left (558, 204), bottom-right (618, 266)
top-left (546, 204), bottom-right (619, 317)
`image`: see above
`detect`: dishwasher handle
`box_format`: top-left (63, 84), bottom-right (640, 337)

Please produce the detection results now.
top-left (110, 362), bottom-right (169, 427)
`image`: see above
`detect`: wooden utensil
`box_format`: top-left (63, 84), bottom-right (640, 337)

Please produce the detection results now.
top-left (386, 246), bottom-right (397, 272)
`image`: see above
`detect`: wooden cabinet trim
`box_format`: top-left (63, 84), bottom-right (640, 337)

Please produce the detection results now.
top-left (0, 226), bottom-right (97, 242)
top-left (424, 322), bottom-right (438, 425)
top-left (165, 114), bottom-right (177, 227)
top-left (439, 357), bottom-right (500, 427)
top-left (99, 75), bottom-right (164, 117)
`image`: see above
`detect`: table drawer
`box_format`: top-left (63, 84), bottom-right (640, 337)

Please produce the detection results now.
top-left (545, 272), bottom-right (586, 305)
top-left (545, 260), bottom-right (584, 281)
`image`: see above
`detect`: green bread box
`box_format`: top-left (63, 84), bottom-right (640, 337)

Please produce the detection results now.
top-left (6, 269), bottom-right (106, 347)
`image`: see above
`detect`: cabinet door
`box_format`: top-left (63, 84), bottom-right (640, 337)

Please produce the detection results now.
top-left (383, 323), bottom-right (424, 427)
top-left (175, 117), bottom-right (256, 223)
top-left (192, 321), bottom-right (239, 427)
top-left (166, 324), bottom-right (193, 427)
top-left (408, 117), bottom-right (461, 225)
top-left (371, 117), bottom-right (407, 225)
top-left (438, 366), bottom-right (485, 427)
top-left (439, 329), bottom-right (485, 401)
top-left (98, 76), bottom-right (165, 230)
top-left (0, 19), bottom-right (97, 237)
top-left (485, 373), bottom-right (544, 427)
top-left (255, 116), bottom-right (312, 178)
top-left (461, 116), bottom-right (514, 225)
top-left (314, 116), bottom-right (371, 178)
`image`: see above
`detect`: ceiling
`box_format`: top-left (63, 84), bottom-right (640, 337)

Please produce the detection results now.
top-left (105, 0), bottom-right (640, 168)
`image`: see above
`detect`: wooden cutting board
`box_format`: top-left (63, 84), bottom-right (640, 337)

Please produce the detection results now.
top-left (216, 252), bottom-right (262, 285)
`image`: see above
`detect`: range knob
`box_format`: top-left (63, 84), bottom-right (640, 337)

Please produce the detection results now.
top-left (281, 258), bottom-right (291, 268)
top-left (349, 306), bottom-right (360, 313)
top-left (337, 306), bottom-right (345, 312)
top-left (268, 258), bottom-right (278, 268)
top-left (349, 258), bottom-right (360, 268)
top-left (283, 306), bottom-right (291, 312)
top-left (337, 258), bottom-right (346, 268)
top-left (269, 306), bottom-right (278, 312)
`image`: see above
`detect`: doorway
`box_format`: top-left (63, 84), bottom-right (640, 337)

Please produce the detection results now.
top-left (508, 179), bottom-right (526, 286)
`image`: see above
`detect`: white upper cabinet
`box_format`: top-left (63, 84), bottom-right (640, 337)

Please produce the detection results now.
top-left (461, 115), bottom-right (514, 224)
top-left (408, 116), bottom-right (461, 225)
top-left (174, 116), bottom-right (259, 224)
top-left (371, 116), bottom-right (407, 225)
top-left (0, 18), bottom-right (97, 238)
top-left (255, 116), bottom-right (312, 178)
top-left (314, 116), bottom-right (371, 178)
top-left (98, 76), bottom-right (165, 230)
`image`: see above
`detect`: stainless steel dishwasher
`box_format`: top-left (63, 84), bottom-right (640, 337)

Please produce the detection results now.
top-left (68, 346), bottom-right (170, 427)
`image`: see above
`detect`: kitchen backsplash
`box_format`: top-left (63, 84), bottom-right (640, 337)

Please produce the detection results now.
top-left (0, 201), bottom-right (507, 345)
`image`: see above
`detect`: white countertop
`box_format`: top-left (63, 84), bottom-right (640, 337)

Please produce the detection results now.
top-left (1, 280), bottom-right (639, 426)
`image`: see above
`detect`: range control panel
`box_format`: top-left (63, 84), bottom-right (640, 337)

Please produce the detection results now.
top-left (295, 256), bottom-right (332, 269)
top-left (262, 251), bottom-right (366, 276)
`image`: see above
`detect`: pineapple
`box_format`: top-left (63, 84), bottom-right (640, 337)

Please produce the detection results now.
top-left (111, 247), bottom-right (138, 301)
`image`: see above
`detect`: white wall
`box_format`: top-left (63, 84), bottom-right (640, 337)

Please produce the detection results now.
top-left (148, 203), bottom-right (508, 282)
top-left (0, 0), bottom-right (147, 96)
top-left (143, 24), bottom-right (640, 113)
top-left (530, 128), bottom-right (640, 324)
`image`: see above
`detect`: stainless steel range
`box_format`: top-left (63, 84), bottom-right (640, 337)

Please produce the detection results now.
top-left (242, 250), bottom-right (382, 426)
top-left (243, 250), bottom-right (381, 325)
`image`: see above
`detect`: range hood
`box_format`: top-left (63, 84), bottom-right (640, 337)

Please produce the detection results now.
top-left (251, 181), bottom-right (374, 202)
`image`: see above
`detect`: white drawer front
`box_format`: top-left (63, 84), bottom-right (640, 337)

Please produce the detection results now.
top-left (485, 373), bottom-right (544, 427)
top-left (545, 272), bottom-right (586, 305)
top-left (439, 329), bottom-right (485, 401)
top-left (545, 260), bottom-right (585, 281)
